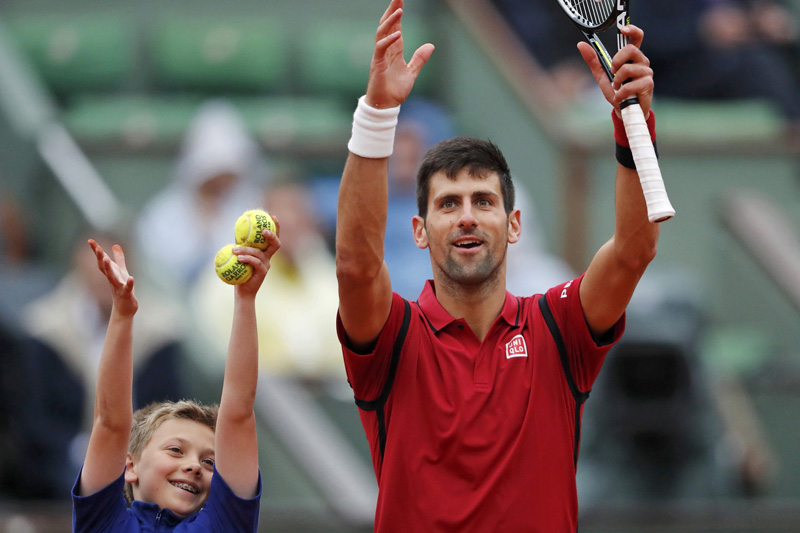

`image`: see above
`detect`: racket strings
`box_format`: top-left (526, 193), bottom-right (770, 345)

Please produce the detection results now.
top-left (562, 0), bottom-right (615, 27)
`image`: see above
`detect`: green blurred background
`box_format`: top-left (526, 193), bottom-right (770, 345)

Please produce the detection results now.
top-left (0, 0), bottom-right (799, 531)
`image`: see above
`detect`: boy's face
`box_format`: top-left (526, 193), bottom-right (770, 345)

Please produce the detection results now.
top-left (125, 418), bottom-right (215, 517)
top-left (413, 169), bottom-right (520, 286)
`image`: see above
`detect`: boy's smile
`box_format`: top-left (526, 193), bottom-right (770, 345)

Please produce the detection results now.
top-left (125, 418), bottom-right (216, 517)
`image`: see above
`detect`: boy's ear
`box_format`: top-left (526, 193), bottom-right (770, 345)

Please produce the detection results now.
top-left (124, 453), bottom-right (138, 485)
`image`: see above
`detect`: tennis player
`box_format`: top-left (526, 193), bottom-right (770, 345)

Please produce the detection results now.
top-left (335, 1), bottom-right (661, 530)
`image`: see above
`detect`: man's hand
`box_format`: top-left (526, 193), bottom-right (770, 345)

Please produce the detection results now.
top-left (577, 25), bottom-right (654, 119)
top-left (365, 0), bottom-right (435, 109)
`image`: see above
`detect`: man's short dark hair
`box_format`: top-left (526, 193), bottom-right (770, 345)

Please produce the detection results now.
top-left (416, 137), bottom-right (515, 219)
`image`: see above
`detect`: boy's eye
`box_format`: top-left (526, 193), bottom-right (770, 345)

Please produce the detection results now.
top-left (202, 459), bottom-right (215, 467)
top-left (168, 446), bottom-right (182, 454)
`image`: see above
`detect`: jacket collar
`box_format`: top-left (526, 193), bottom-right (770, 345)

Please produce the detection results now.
top-left (131, 500), bottom-right (185, 527)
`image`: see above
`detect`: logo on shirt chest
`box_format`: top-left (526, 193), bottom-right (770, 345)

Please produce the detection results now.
top-left (505, 335), bottom-right (528, 359)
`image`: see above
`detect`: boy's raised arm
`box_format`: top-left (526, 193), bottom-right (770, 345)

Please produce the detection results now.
top-left (79, 240), bottom-right (138, 496)
top-left (214, 225), bottom-right (280, 499)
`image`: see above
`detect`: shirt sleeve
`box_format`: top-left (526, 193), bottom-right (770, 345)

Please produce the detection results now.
top-left (544, 273), bottom-right (625, 393)
top-left (189, 466), bottom-right (262, 532)
top-left (336, 293), bottom-right (408, 402)
top-left (71, 468), bottom-right (132, 532)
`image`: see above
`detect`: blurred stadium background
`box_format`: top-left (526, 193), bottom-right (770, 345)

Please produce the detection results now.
top-left (1, 0), bottom-right (800, 531)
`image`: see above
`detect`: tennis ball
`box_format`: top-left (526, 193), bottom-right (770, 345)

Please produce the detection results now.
top-left (235, 209), bottom-right (276, 250)
top-left (214, 244), bottom-right (253, 285)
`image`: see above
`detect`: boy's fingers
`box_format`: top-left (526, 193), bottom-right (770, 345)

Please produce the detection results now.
top-left (112, 244), bottom-right (128, 272)
top-left (271, 215), bottom-right (281, 237)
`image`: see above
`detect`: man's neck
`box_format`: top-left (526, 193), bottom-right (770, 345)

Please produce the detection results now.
top-left (433, 274), bottom-right (507, 342)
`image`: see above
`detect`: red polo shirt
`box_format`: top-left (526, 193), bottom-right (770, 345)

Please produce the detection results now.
top-left (337, 274), bottom-right (624, 532)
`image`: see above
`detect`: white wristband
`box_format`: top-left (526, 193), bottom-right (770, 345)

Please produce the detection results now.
top-left (347, 95), bottom-right (401, 159)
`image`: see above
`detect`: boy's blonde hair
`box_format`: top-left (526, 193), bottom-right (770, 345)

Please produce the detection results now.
top-left (123, 400), bottom-right (219, 505)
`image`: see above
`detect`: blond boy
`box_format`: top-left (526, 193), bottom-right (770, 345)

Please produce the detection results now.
top-left (72, 226), bottom-right (279, 532)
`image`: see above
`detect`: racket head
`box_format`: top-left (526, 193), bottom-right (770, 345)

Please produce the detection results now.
top-left (555, 0), bottom-right (617, 32)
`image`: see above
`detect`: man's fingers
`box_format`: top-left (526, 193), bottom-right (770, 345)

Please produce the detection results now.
top-left (577, 42), bottom-right (610, 88)
top-left (614, 77), bottom-right (653, 104)
top-left (379, 0), bottom-right (403, 25)
top-left (375, 30), bottom-right (402, 56)
top-left (407, 43), bottom-right (435, 77)
top-left (576, 41), bottom-right (597, 67)
top-left (620, 24), bottom-right (644, 49)
top-left (612, 63), bottom-right (653, 91)
top-left (377, 7), bottom-right (403, 42)
top-left (611, 45), bottom-right (649, 74)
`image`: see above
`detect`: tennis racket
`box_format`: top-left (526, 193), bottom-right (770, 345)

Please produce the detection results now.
top-left (555, 0), bottom-right (675, 222)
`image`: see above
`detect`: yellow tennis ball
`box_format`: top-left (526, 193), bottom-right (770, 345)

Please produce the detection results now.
top-left (214, 244), bottom-right (253, 285)
top-left (235, 209), bottom-right (276, 250)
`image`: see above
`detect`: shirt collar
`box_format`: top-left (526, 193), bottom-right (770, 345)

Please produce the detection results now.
top-left (417, 280), bottom-right (521, 333)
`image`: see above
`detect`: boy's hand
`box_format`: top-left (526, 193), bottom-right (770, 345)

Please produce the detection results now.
top-left (231, 216), bottom-right (281, 298)
top-left (88, 239), bottom-right (138, 316)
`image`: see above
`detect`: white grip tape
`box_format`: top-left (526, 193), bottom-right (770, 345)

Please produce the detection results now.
top-left (621, 103), bottom-right (676, 223)
top-left (347, 95), bottom-right (401, 159)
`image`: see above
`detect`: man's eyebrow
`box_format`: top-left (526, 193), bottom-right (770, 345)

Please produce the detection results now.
top-left (435, 189), bottom-right (499, 201)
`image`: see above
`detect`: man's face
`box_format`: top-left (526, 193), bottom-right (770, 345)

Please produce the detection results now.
top-left (413, 169), bottom-right (520, 287)
top-left (125, 418), bottom-right (215, 517)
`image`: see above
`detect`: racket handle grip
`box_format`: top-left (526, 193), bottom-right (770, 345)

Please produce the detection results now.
top-left (620, 103), bottom-right (675, 223)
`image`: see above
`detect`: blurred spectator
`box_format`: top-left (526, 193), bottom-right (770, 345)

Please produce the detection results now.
top-left (0, 188), bottom-right (29, 265)
top-left (577, 269), bottom-right (774, 506)
top-left (492, 0), bottom-right (800, 129)
top-left (310, 98), bottom-right (450, 298)
top-left (383, 99), bottom-right (451, 298)
top-left (1, 188), bottom-right (58, 499)
top-left (635, 0), bottom-right (800, 125)
top-left (135, 99), bottom-right (269, 290)
top-left (506, 183), bottom-right (574, 295)
top-left (490, 0), bottom-right (599, 102)
top-left (313, 98), bottom-right (572, 298)
top-left (190, 179), bottom-right (344, 382)
top-left (4, 231), bottom-right (189, 499)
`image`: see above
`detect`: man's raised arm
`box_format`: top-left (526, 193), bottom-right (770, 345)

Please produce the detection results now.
top-left (336, 0), bottom-right (433, 350)
top-left (577, 25), bottom-right (661, 338)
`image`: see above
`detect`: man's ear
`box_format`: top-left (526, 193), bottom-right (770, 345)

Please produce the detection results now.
top-left (507, 209), bottom-right (521, 244)
top-left (412, 215), bottom-right (429, 249)
top-left (124, 453), bottom-right (138, 485)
